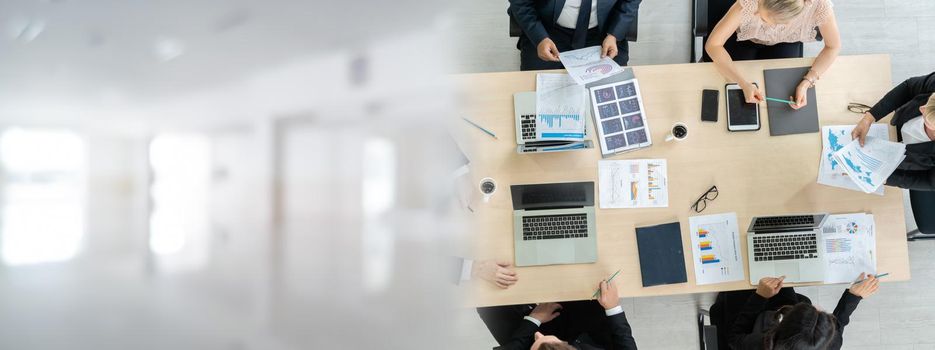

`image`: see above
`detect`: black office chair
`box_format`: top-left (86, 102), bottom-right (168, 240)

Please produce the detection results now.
top-left (691, 0), bottom-right (818, 63)
top-left (697, 308), bottom-right (719, 350)
top-left (508, 10), bottom-right (639, 42)
top-left (907, 190), bottom-right (935, 240)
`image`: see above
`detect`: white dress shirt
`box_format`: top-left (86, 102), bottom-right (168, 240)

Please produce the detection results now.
top-left (556, 0), bottom-right (599, 30)
top-left (901, 116), bottom-right (934, 145)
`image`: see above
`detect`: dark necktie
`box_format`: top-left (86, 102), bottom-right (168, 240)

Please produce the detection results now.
top-left (572, 0), bottom-right (593, 49)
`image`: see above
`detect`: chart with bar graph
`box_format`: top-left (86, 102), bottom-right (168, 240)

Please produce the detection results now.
top-left (598, 159), bottom-right (668, 209)
top-left (689, 213), bottom-right (744, 285)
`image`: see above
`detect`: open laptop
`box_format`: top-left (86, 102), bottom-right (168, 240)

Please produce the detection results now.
top-left (511, 182), bottom-right (597, 267)
top-left (514, 92), bottom-right (594, 154)
top-left (747, 213), bottom-right (829, 284)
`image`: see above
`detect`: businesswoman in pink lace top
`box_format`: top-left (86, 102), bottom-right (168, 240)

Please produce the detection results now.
top-left (705, 0), bottom-right (841, 110)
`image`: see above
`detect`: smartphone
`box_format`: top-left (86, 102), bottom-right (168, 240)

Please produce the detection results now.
top-left (701, 89), bottom-right (719, 122)
top-left (725, 83), bottom-right (761, 132)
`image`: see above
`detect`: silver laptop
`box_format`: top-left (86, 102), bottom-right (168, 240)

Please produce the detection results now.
top-left (511, 182), bottom-right (597, 267)
top-left (513, 92), bottom-right (594, 154)
top-left (747, 213), bottom-right (829, 284)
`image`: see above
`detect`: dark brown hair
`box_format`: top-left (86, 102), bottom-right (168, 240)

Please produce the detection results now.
top-left (764, 303), bottom-right (839, 350)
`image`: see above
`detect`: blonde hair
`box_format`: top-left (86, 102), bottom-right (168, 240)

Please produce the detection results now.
top-left (761, 0), bottom-right (806, 22)
top-left (925, 93), bottom-right (935, 124)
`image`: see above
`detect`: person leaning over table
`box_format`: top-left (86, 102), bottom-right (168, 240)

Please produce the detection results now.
top-left (478, 279), bottom-right (637, 350)
top-left (851, 71), bottom-right (935, 191)
top-left (705, 0), bottom-right (841, 109)
top-left (508, 0), bottom-right (641, 71)
top-left (712, 273), bottom-right (878, 350)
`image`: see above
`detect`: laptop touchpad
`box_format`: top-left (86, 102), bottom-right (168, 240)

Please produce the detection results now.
top-left (539, 242), bottom-right (575, 264)
top-left (776, 262), bottom-right (800, 281)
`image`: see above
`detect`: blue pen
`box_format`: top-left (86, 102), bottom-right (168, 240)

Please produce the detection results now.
top-left (853, 272), bottom-right (888, 285)
top-left (462, 117), bottom-right (498, 139)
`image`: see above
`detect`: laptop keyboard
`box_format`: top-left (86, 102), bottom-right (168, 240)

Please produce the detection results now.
top-left (522, 214), bottom-right (588, 240)
top-left (751, 215), bottom-right (815, 231)
top-left (521, 114), bottom-right (535, 140)
top-left (752, 233), bottom-right (818, 262)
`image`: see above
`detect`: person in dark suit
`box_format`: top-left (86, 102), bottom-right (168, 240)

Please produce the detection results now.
top-left (710, 274), bottom-right (878, 350)
top-left (508, 0), bottom-right (641, 71)
top-left (477, 279), bottom-right (637, 350)
top-left (851, 71), bottom-right (935, 191)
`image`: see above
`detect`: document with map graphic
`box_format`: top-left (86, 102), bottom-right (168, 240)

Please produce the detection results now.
top-left (832, 136), bottom-right (906, 194)
top-left (559, 46), bottom-right (625, 85)
top-left (818, 125), bottom-right (888, 195)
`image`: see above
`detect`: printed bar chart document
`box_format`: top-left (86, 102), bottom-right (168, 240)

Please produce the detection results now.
top-left (818, 125), bottom-right (889, 195)
top-left (832, 136), bottom-right (906, 193)
top-left (821, 213), bottom-right (876, 284)
top-left (536, 73), bottom-right (587, 141)
top-left (558, 46), bottom-right (625, 85)
top-left (598, 159), bottom-right (668, 209)
top-left (688, 213), bottom-right (744, 285)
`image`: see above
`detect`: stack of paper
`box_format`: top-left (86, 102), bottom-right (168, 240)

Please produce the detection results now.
top-left (821, 213), bottom-right (876, 284)
top-left (831, 136), bottom-right (907, 193)
top-left (818, 125), bottom-right (888, 195)
top-left (535, 73), bottom-right (587, 141)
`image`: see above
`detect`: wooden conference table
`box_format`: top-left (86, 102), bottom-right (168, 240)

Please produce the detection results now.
top-left (455, 54), bottom-right (910, 308)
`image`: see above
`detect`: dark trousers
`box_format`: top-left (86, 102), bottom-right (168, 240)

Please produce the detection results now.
top-left (519, 26), bottom-right (630, 71)
top-left (477, 300), bottom-right (613, 346)
top-left (709, 288), bottom-right (812, 350)
top-left (702, 33), bottom-right (803, 62)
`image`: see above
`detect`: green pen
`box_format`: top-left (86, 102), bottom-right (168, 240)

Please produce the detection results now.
top-left (853, 272), bottom-right (889, 285)
top-left (592, 269), bottom-right (621, 298)
top-left (765, 97), bottom-right (795, 105)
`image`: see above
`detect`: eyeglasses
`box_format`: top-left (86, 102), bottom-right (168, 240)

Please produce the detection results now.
top-left (847, 102), bottom-right (872, 114)
top-left (691, 185), bottom-right (719, 213)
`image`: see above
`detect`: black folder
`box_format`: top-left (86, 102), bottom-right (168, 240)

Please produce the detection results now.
top-left (635, 222), bottom-right (687, 287)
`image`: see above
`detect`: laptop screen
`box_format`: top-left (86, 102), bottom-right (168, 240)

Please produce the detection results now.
top-left (511, 182), bottom-right (594, 210)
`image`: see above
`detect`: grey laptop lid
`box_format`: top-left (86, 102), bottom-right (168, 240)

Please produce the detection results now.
top-left (764, 67), bottom-right (820, 136)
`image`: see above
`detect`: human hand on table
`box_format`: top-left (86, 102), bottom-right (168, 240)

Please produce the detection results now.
top-left (756, 276), bottom-right (785, 298)
top-left (790, 80), bottom-right (810, 110)
top-left (597, 279), bottom-right (620, 309)
top-left (741, 81), bottom-right (764, 104)
top-left (472, 259), bottom-right (518, 289)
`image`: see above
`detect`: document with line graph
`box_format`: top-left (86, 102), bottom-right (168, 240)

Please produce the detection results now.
top-left (535, 73), bottom-right (587, 141)
top-left (597, 159), bottom-right (668, 209)
top-left (688, 213), bottom-right (744, 285)
top-left (821, 213), bottom-right (876, 284)
top-left (831, 136), bottom-right (906, 193)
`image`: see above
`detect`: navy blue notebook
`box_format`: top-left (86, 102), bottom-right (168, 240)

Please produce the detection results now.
top-left (635, 222), bottom-right (687, 287)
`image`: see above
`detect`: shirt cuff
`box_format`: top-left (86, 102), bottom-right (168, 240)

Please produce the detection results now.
top-left (523, 316), bottom-right (542, 327)
top-left (604, 305), bottom-right (623, 317)
top-left (459, 259), bottom-right (474, 283)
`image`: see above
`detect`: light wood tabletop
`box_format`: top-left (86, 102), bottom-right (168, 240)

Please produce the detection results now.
top-left (454, 54), bottom-right (909, 307)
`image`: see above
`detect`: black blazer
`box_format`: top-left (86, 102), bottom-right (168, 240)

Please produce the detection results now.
top-left (493, 312), bottom-right (638, 350)
top-left (508, 0), bottom-right (641, 46)
top-left (727, 291), bottom-right (861, 350)
top-left (867, 71), bottom-right (935, 191)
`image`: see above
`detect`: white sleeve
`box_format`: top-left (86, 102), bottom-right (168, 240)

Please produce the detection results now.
top-left (458, 259), bottom-right (474, 284)
top-left (523, 316), bottom-right (542, 327)
top-left (604, 305), bottom-right (623, 317)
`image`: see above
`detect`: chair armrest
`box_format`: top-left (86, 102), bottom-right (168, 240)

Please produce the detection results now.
top-left (693, 0), bottom-right (709, 37)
